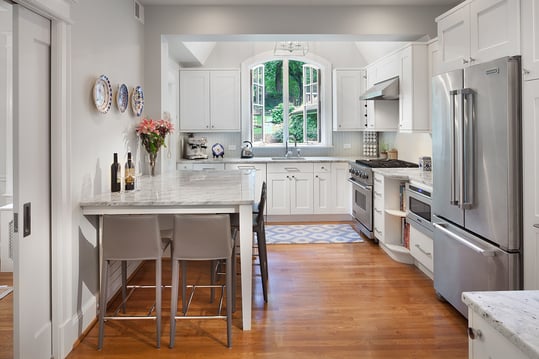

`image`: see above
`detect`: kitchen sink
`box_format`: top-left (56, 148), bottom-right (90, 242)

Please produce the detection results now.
top-left (271, 157), bottom-right (306, 161)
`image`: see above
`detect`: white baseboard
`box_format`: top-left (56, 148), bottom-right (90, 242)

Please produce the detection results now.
top-left (266, 214), bottom-right (353, 223)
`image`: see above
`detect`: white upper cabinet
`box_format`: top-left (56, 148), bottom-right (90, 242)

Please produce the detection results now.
top-left (179, 69), bottom-right (240, 132)
top-left (522, 0), bottom-right (539, 81)
top-left (364, 64), bottom-right (399, 132)
top-left (398, 43), bottom-right (429, 132)
top-left (437, 0), bottom-right (520, 73)
top-left (332, 69), bottom-right (366, 131)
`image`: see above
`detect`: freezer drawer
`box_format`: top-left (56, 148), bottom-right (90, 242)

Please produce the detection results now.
top-left (433, 216), bottom-right (521, 318)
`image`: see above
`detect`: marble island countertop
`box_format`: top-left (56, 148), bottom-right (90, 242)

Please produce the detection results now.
top-left (80, 170), bottom-right (256, 209)
top-left (373, 168), bottom-right (433, 190)
top-left (462, 291), bottom-right (539, 359)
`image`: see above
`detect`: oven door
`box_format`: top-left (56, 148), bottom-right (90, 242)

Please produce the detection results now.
top-left (406, 184), bottom-right (433, 234)
top-left (348, 178), bottom-right (373, 239)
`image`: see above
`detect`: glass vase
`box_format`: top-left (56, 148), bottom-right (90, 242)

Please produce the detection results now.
top-left (149, 152), bottom-right (158, 176)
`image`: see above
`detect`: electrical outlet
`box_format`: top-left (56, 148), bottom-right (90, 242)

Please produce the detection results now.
top-left (228, 145), bottom-right (237, 151)
top-left (343, 143), bottom-right (351, 149)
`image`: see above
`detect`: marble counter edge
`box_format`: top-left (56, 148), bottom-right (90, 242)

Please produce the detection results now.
top-left (462, 291), bottom-right (539, 359)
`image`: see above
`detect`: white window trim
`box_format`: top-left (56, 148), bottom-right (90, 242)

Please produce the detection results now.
top-left (240, 50), bottom-right (332, 148)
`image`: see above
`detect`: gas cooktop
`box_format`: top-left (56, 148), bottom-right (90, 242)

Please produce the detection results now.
top-left (355, 159), bottom-right (419, 168)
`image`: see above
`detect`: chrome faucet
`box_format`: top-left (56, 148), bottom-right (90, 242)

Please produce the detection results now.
top-left (286, 135), bottom-right (297, 157)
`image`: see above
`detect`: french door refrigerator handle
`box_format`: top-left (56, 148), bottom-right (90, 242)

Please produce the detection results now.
top-left (462, 88), bottom-right (474, 209)
top-left (449, 89), bottom-right (459, 206)
top-left (433, 222), bottom-right (496, 257)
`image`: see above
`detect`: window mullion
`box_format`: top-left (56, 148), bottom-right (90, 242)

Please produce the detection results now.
top-left (283, 58), bottom-right (289, 142)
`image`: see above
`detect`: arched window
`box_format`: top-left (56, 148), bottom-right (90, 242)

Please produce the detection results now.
top-left (246, 57), bottom-right (328, 147)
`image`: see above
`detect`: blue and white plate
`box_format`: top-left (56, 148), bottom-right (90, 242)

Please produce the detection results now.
top-left (93, 74), bottom-right (112, 114)
top-left (131, 85), bottom-right (144, 116)
top-left (116, 83), bottom-right (128, 113)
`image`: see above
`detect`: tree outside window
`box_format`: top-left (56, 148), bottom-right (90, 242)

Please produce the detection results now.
top-left (251, 59), bottom-right (320, 145)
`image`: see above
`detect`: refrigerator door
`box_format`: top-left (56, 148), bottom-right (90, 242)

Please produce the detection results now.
top-left (433, 215), bottom-right (521, 318)
top-left (432, 69), bottom-right (464, 226)
top-left (463, 57), bottom-right (521, 251)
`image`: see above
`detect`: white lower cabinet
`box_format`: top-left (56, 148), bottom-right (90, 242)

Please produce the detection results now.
top-left (467, 310), bottom-right (529, 359)
top-left (225, 163), bottom-right (267, 203)
top-left (409, 225), bottom-right (433, 279)
top-left (313, 162), bottom-right (350, 214)
top-left (267, 162), bottom-right (314, 215)
top-left (373, 172), bottom-right (413, 264)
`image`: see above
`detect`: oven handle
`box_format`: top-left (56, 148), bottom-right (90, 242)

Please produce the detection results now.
top-left (347, 178), bottom-right (372, 192)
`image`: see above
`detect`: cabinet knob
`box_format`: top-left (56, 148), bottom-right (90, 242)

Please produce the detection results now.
top-left (462, 58), bottom-right (469, 64)
top-left (469, 57), bottom-right (475, 63)
top-left (467, 327), bottom-right (482, 340)
top-left (524, 69), bottom-right (531, 75)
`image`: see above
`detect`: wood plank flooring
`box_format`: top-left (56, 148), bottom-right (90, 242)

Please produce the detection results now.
top-left (0, 272), bottom-right (13, 359)
top-left (0, 236), bottom-right (468, 358)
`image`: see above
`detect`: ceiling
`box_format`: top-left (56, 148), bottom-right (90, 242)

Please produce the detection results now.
top-left (144, 0), bottom-right (460, 66)
top-left (140, 0), bottom-right (460, 5)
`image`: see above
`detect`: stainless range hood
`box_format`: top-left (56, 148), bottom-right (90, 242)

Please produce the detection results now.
top-left (360, 76), bottom-right (399, 100)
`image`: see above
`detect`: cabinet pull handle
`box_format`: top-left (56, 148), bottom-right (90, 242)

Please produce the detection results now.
top-left (469, 57), bottom-right (475, 63)
top-left (533, 224), bottom-right (539, 229)
top-left (237, 166), bottom-right (256, 170)
top-left (374, 177), bottom-right (382, 183)
top-left (374, 191), bottom-right (382, 197)
top-left (374, 208), bottom-right (383, 214)
top-left (374, 227), bottom-right (382, 235)
top-left (467, 327), bottom-right (482, 340)
top-left (285, 167), bottom-right (300, 172)
top-left (462, 58), bottom-right (469, 64)
top-left (414, 244), bottom-right (432, 258)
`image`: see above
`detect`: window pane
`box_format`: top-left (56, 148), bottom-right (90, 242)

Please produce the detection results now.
top-left (264, 60), bottom-right (283, 143)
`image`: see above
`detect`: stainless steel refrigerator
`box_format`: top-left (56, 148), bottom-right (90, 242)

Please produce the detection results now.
top-left (431, 56), bottom-right (522, 317)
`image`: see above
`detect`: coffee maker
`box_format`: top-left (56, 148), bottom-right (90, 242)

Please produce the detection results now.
top-left (183, 133), bottom-right (208, 159)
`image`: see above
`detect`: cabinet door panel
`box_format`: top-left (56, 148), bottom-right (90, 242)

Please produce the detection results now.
top-left (290, 173), bottom-right (313, 214)
top-left (333, 69), bottom-right (365, 131)
top-left (470, 0), bottom-right (520, 64)
top-left (438, 6), bottom-right (470, 73)
top-left (333, 163), bottom-right (351, 213)
top-left (314, 172), bottom-right (332, 213)
top-left (180, 71), bottom-right (210, 131)
top-left (523, 80), bottom-right (539, 289)
top-left (522, 0), bottom-right (539, 81)
top-left (267, 174), bottom-right (290, 215)
top-left (210, 71), bottom-right (240, 130)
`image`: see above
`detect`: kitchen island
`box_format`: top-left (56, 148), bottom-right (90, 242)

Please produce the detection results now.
top-left (80, 170), bottom-right (256, 330)
top-left (463, 291), bottom-right (539, 359)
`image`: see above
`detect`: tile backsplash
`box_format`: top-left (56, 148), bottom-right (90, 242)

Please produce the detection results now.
top-left (178, 131), bottom-right (365, 159)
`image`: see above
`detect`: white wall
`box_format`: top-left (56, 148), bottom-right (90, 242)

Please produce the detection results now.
top-left (0, 8), bottom-right (12, 201)
top-left (380, 132), bottom-right (432, 163)
top-left (69, 0), bottom-right (144, 347)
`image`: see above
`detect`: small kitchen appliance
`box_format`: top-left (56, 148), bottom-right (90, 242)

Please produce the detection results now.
top-left (183, 134), bottom-right (208, 160)
top-left (241, 141), bottom-right (254, 158)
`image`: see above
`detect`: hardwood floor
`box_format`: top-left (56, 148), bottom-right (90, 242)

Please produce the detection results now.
top-left (0, 272), bottom-right (13, 359)
top-left (64, 237), bottom-right (468, 358)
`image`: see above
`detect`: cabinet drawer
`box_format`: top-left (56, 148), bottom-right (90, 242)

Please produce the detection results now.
top-left (267, 162), bottom-right (314, 173)
top-left (192, 163), bottom-right (225, 171)
top-left (373, 206), bottom-right (384, 241)
top-left (314, 163), bottom-right (331, 173)
top-left (373, 173), bottom-right (384, 187)
top-left (177, 163), bottom-right (193, 170)
top-left (409, 225), bottom-right (433, 272)
top-left (225, 163), bottom-right (266, 171)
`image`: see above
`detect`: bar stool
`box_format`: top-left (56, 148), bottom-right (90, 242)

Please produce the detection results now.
top-left (98, 215), bottom-right (163, 350)
top-left (231, 181), bottom-right (269, 303)
top-left (169, 214), bottom-right (236, 348)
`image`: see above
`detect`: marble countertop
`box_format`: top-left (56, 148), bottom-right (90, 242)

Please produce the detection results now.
top-left (373, 168), bottom-right (433, 189)
top-left (178, 156), bottom-right (359, 164)
top-left (462, 291), bottom-right (539, 359)
top-left (80, 170), bottom-right (256, 209)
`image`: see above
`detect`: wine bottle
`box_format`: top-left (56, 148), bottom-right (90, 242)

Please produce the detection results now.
top-left (110, 153), bottom-right (121, 192)
top-left (125, 152), bottom-right (135, 191)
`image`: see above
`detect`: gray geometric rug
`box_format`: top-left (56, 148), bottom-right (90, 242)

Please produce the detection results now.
top-left (0, 285), bottom-right (13, 300)
top-left (265, 224), bottom-right (364, 244)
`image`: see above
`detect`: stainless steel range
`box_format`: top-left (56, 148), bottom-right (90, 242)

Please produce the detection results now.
top-left (348, 159), bottom-right (418, 240)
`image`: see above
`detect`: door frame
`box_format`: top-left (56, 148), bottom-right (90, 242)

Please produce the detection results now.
top-left (13, 1), bottom-right (72, 358)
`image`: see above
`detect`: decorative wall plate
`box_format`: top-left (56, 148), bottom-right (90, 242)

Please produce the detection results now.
top-left (212, 143), bottom-right (225, 158)
top-left (116, 83), bottom-right (129, 113)
top-left (93, 75), bottom-right (112, 113)
top-left (131, 85), bottom-right (144, 116)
